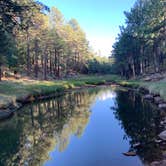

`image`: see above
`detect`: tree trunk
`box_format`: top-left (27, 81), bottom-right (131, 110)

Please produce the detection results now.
top-left (140, 45), bottom-right (144, 75)
top-left (0, 64), bottom-right (2, 81)
top-left (43, 48), bottom-right (47, 80)
top-left (49, 51), bottom-right (52, 76)
top-left (75, 51), bottom-right (77, 66)
top-left (54, 48), bottom-right (57, 76)
top-left (131, 60), bottom-right (136, 78)
top-left (140, 61), bottom-right (143, 75)
top-left (65, 53), bottom-right (70, 76)
top-left (34, 39), bottom-right (39, 78)
top-left (26, 29), bottom-right (31, 76)
top-left (153, 44), bottom-right (159, 73)
top-left (120, 69), bottom-right (123, 77)
top-left (144, 60), bottom-right (147, 73)
top-left (57, 52), bottom-right (60, 78)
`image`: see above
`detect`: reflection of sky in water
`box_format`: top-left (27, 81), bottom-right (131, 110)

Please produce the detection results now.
top-left (0, 87), bottom-right (159, 166)
top-left (97, 90), bottom-right (117, 101)
top-left (45, 89), bottom-right (143, 166)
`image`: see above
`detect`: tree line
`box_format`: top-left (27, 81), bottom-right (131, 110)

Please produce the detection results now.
top-left (112, 0), bottom-right (166, 78)
top-left (0, 0), bottom-right (112, 81)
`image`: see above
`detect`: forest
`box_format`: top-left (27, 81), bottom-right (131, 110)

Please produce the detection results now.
top-left (112, 0), bottom-right (166, 78)
top-left (0, 0), bottom-right (112, 81)
top-left (1, 0), bottom-right (165, 81)
top-left (0, 1), bottom-right (166, 166)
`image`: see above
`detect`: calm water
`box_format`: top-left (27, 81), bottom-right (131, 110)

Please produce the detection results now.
top-left (0, 87), bottom-right (163, 166)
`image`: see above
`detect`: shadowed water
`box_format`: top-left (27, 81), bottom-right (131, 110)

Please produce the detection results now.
top-left (0, 87), bottom-right (164, 166)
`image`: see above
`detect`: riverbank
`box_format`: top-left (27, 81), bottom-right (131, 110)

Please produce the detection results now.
top-left (0, 74), bottom-right (166, 119)
top-left (0, 75), bottom-right (121, 108)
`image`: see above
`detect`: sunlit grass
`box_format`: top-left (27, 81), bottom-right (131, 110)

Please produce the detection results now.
top-left (0, 75), bottom-right (122, 107)
top-left (140, 80), bottom-right (166, 100)
top-left (0, 75), bottom-right (166, 108)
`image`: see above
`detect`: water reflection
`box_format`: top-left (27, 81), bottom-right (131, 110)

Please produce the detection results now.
top-left (97, 90), bottom-right (116, 101)
top-left (0, 89), bottom-right (97, 166)
top-left (113, 89), bottom-right (164, 164)
top-left (0, 87), bottom-right (165, 166)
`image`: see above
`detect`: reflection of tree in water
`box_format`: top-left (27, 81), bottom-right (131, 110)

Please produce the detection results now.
top-left (0, 89), bottom-right (99, 166)
top-left (113, 90), bottom-right (164, 164)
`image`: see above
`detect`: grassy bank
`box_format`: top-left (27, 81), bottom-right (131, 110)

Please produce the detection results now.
top-left (0, 75), bottom-right (166, 109)
top-left (115, 78), bottom-right (166, 101)
top-left (140, 79), bottom-right (166, 100)
top-left (0, 75), bottom-right (121, 108)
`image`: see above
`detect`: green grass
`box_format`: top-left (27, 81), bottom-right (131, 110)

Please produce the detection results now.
top-left (116, 78), bottom-right (166, 100)
top-left (0, 75), bottom-right (122, 108)
top-left (140, 80), bottom-right (166, 100)
top-left (0, 74), bottom-right (165, 108)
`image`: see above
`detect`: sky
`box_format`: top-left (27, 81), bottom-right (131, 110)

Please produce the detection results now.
top-left (39, 0), bottom-right (136, 57)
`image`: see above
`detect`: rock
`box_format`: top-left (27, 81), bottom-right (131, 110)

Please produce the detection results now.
top-left (153, 93), bottom-right (160, 97)
top-left (25, 142), bottom-right (31, 149)
top-left (162, 151), bottom-right (166, 158)
top-left (143, 94), bottom-right (154, 101)
top-left (143, 73), bottom-right (164, 82)
top-left (163, 118), bottom-right (166, 124)
top-left (159, 104), bottom-right (166, 109)
top-left (139, 87), bottom-right (149, 94)
top-left (16, 95), bottom-right (29, 104)
top-left (160, 121), bottom-right (164, 125)
top-left (0, 109), bottom-right (14, 120)
top-left (161, 118), bottom-right (166, 125)
top-left (158, 130), bottom-right (166, 140)
top-left (143, 76), bottom-right (153, 82)
top-left (133, 142), bottom-right (141, 148)
top-left (151, 123), bottom-right (155, 127)
top-left (162, 142), bottom-right (166, 145)
top-left (150, 160), bottom-right (166, 166)
top-left (123, 151), bottom-right (136, 156)
top-left (160, 110), bottom-right (166, 117)
top-left (158, 103), bottom-right (166, 109)
top-left (150, 161), bottom-right (160, 166)
top-left (28, 95), bottom-right (35, 102)
top-left (155, 139), bottom-right (162, 143)
top-left (154, 97), bottom-right (163, 104)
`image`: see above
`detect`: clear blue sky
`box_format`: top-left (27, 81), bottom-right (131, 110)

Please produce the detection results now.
top-left (39, 0), bottom-right (136, 56)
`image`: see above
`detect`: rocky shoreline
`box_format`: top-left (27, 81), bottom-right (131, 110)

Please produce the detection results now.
top-left (134, 87), bottom-right (166, 166)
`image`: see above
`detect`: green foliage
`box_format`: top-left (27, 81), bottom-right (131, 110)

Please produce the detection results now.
top-left (87, 57), bottom-right (113, 74)
top-left (112, 0), bottom-right (166, 78)
top-left (0, 0), bottom-right (22, 67)
top-left (0, 0), bottom-right (114, 79)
